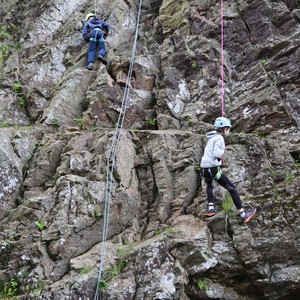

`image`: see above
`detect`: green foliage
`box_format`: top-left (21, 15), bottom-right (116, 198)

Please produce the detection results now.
top-left (12, 82), bottom-right (22, 93)
top-left (28, 280), bottom-right (47, 297)
top-left (187, 117), bottom-right (193, 123)
top-left (260, 58), bottom-right (268, 65)
top-left (191, 61), bottom-right (199, 70)
top-left (74, 117), bottom-right (84, 129)
top-left (0, 237), bottom-right (13, 251)
top-left (197, 277), bottom-right (209, 291)
top-left (0, 278), bottom-right (19, 298)
top-left (94, 210), bottom-right (103, 219)
top-left (163, 226), bottom-right (176, 235)
top-left (99, 260), bottom-right (128, 290)
top-left (35, 220), bottom-right (46, 231)
top-left (147, 117), bottom-right (157, 127)
top-left (12, 82), bottom-right (27, 108)
top-left (49, 118), bottom-right (59, 128)
top-left (222, 193), bottom-right (235, 218)
top-left (117, 243), bottom-right (136, 257)
top-left (269, 169), bottom-right (278, 179)
top-left (195, 162), bottom-right (200, 171)
top-left (154, 226), bottom-right (176, 236)
top-left (79, 267), bottom-right (93, 274)
top-left (252, 131), bottom-right (269, 141)
top-left (18, 96), bottom-right (26, 108)
top-left (0, 23), bottom-right (20, 63)
top-left (0, 121), bottom-right (11, 127)
top-left (285, 172), bottom-right (294, 181)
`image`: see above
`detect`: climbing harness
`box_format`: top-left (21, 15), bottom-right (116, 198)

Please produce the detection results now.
top-left (201, 166), bottom-right (222, 181)
top-left (212, 167), bottom-right (222, 181)
top-left (220, 0), bottom-right (225, 117)
top-left (93, 1), bottom-right (143, 299)
top-left (89, 28), bottom-right (105, 42)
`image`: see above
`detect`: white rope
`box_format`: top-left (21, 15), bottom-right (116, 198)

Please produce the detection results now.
top-left (93, 1), bottom-right (143, 299)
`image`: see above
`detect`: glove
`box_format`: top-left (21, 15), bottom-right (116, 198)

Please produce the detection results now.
top-left (83, 33), bottom-right (89, 41)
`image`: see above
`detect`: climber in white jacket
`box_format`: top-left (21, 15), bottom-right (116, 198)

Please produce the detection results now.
top-left (200, 117), bottom-right (256, 223)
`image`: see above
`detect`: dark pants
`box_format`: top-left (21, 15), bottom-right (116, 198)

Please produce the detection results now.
top-left (201, 167), bottom-right (243, 209)
top-left (88, 29), bottom-right (106, 64)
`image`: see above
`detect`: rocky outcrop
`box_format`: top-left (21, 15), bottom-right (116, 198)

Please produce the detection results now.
top-left (0, 0), bottom-right (300, 299)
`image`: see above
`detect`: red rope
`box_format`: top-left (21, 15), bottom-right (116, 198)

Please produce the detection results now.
top-left (220, 0), bottom-right (225, 117)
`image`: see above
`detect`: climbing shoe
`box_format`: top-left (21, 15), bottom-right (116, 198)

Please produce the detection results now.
top-left (201, 207), bottom-right (218, 217)
top-left (87, 63), bottom-right (94, 70)
top-left (97, 55), bottom-right (107, 65)
top-left (241, 207), bottom-right (257, 223)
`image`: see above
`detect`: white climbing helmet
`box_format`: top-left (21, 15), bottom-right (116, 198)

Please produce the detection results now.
top-left (85, 13), bottom-right (95, 21)
top-left (214, 117), bottom-right (232, 128)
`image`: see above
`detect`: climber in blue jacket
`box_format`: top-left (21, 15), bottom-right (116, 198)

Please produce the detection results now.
top-left (82, 13), bottom-right (110, 70)
top-left (200, 117), bottom-right (257, 223)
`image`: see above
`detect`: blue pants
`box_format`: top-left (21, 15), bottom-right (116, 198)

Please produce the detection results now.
top-left (88, 29), bottom-right (107, 64)
top-left (201, 167), bottom-right (243, 209)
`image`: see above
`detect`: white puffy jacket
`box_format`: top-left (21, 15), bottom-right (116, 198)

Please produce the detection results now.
top-left (200, 131), bottom-right (225, 168)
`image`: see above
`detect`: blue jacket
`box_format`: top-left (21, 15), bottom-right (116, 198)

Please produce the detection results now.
top-left (82, 17), bottom-right (109, 41)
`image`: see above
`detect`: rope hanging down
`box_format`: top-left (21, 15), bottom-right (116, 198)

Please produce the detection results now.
top-left (220, 0), bottom-right (225, 117)
top-left (94, 0), bottom-right (97, 14)
top-left (93, 0), bottom-right (143, 299)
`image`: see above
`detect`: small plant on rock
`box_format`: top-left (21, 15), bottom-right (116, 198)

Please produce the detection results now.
top-left (0, 121), bottom-right (11, 127)
top-left (260, 58), bottom-right (268, 65)
top-left (12, 82), bottom-right (27, 108)
top-left (79, 267), bottom-right (93, 274)
top-left (74, 117), bottom-right (84, 129)
top-left (99, 260), bottom-right (128, 290)
top-left (222, 193), bottom-right (235, 218)
top-left (117, 243), bottom-right (136, 257)
top-left (29, 280), bottom-right (47, 297)
top-left (0, 236), bottom-right (13, 251)
top-left (35, 220), bottom-right (46, 231)
top-left (285, 172), bottom-right (294, 181)
top-left (196, 277), bottom-right (209, 291)
top-left (94, 210), bottom-right (103, 219)
top-left (49, 118), bottom-right (59, 129)
top-left (147, 117), bottom-right (157, 127)
top-left (0, 278), bottom-right (19, 298)
top-left (0, 23), bottom-right (20, 63)
top-left (191, 61), bottom-right (199, 70)
top-left (163, 226), bottom-right (176, 235)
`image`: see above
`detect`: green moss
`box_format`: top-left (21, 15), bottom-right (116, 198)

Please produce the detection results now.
top-left (0, 23), bottom-right (20, 63)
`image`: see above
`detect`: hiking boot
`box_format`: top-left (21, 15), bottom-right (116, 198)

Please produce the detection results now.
top-left (87, 63), bottom-right (93, 70)
top-left (202, 207), bottom-right (218, 217)
top-left (241, 207), bottom-right (257, 223)
top-left (97, 55), bottom-right (107, 65)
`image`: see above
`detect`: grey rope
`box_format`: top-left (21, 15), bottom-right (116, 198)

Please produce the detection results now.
top-left (94, 0), bottom-right (97, 14)
top-left (93, 0), bottom-right (143, 299)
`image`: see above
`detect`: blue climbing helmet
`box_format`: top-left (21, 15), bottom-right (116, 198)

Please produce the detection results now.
top-left (214, 117), bottom-right (232, 128)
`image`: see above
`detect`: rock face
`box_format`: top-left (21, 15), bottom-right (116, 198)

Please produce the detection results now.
top-left (0, 0), bottom-right (300, 299)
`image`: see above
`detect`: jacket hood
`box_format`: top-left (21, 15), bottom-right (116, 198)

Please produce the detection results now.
top-left (206, 130), bottom-right (218, 139)
top-left (89, 18), bottom-right (101, 25)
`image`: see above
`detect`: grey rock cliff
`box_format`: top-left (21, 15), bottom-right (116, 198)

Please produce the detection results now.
top-left (0, 0), bottom-right (300, 299)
